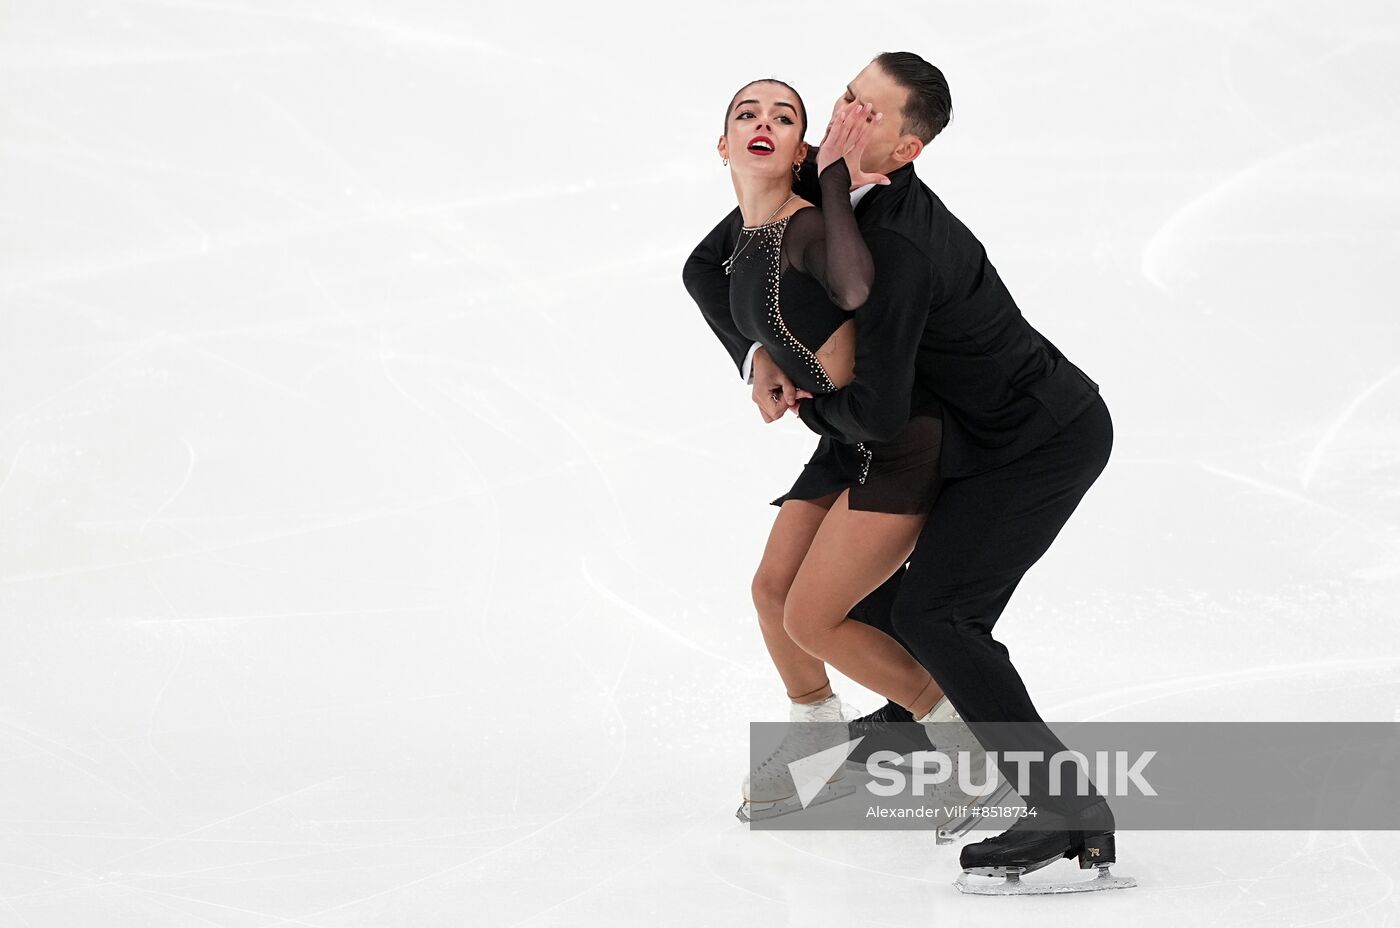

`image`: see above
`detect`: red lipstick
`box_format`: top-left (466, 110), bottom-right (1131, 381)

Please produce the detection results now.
top-left (747, 135), bottom-right (776, 155)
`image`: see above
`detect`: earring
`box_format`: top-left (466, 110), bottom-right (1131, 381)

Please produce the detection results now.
top-left (722, 157), bottom-right (729, 166)
top-left (792, 162), bottom-right (801, 178)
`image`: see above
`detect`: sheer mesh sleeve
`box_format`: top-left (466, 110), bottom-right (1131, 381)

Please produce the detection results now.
top-left (783, 159), bottom-right (873, 311)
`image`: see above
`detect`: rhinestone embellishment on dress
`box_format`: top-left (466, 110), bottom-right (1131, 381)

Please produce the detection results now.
top-left (753, 218), bottom-right (873, 485)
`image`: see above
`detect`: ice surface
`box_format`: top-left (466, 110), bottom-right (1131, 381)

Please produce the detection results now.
top-left (2, 1), bottom-right (1398, 925)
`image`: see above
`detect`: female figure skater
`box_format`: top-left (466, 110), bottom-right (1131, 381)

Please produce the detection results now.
top-left (684, 80), bottom-right (961, 819)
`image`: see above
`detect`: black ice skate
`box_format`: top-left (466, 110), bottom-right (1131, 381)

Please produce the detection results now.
top-left (954, 802), bottom-right (1137, 895)
top-left (843, 700), bottom-right (932, 772)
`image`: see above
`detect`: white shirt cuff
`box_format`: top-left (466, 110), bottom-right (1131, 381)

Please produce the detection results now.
top-left (741, 341), bottom-right (761, 385)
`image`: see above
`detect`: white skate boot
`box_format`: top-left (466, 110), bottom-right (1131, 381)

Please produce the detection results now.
top-left (736, 694), bottom-right (857, 822)
top-left (913, 697), bottom-right (1018, 844)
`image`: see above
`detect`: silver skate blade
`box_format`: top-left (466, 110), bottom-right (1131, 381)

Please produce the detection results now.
top-left (736, 783), bottom-right (856, 823)
top-left (954, 865), bottom-right (1137, 895)
top-left (843, 756), bottom-right (917, 773)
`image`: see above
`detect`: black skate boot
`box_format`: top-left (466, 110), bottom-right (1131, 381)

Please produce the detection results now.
top-left (955, 801), bottom-right (1137, 895)
top-left (843, 700), bottom-right (933, 771)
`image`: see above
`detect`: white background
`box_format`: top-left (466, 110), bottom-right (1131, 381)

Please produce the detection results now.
top-left (2, 1), bottom-right (1399, 925)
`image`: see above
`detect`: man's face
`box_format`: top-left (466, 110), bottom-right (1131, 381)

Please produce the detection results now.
top-left (833, 61), bottom-right (915, 172)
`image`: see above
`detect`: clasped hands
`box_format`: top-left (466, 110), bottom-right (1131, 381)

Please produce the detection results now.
top-left (751, 347), bottom-right (815, 422)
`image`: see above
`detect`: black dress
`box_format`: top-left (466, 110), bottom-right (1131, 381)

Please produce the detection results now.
top-left (717, 162), bottom-right (942, 516)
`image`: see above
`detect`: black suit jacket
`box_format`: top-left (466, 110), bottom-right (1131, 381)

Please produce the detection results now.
top-left (683, 149), bottom-right (1100, 478)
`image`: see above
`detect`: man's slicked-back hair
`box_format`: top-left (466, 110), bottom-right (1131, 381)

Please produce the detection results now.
top-left (873, 51), bottom-right (952, 144)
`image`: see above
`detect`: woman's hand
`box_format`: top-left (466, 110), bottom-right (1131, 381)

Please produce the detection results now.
top-left (752, 347), bottom-right (797, 422)
top-left (816, 102), bottom-right (890, 188)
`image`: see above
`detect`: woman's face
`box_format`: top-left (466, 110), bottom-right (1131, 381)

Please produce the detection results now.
top-left (718, 82), bottom-right (807, 181)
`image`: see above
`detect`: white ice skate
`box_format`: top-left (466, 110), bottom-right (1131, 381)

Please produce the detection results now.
top-left (934, 779), bottom-right (1019, 845)
top-left (736, 694), bottom-right (857, 823)
top-left (903, 698), bottom-right (1019, 844)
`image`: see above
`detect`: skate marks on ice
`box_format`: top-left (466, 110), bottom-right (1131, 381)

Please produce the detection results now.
top-left (1045, 655), bottom-right (1400, 723)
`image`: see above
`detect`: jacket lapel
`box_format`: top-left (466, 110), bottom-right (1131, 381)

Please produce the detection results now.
top-left (854, 162), bottom-right (914, 219)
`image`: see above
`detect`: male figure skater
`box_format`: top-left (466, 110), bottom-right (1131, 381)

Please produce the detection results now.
top-left (687, 52), bottom-right (1129, 892)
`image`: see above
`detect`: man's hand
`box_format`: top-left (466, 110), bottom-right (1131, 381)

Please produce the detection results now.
top-left (751, 347), bottom-right (796, 422)
top-left (816, 101), bottom-right (889, 187)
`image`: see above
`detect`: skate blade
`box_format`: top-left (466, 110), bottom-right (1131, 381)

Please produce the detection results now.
top-left (735, 783), bottom-right (856, 823)
top-left (843, 755), bottom-right (918, 774)
top-left (934, 780), bottom-right (1019, 845)
top-left (954, 865), bottom-right (1137, 895)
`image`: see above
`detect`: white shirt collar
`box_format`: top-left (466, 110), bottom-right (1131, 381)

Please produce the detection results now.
top-left (849, 183), bottom-right (876, 208)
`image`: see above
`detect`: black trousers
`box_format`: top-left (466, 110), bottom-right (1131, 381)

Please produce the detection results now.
top-left (855, 394), bottom-right (1114, 818)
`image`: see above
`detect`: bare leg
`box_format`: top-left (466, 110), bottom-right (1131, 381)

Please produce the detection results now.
top-left (751, 490), bottom-right (842, 703)
top-left (783, 489), bottom-right (944, 718)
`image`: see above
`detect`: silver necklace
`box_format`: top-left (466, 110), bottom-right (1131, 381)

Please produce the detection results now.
top-left (723, 193), bottom-right (798, 275)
